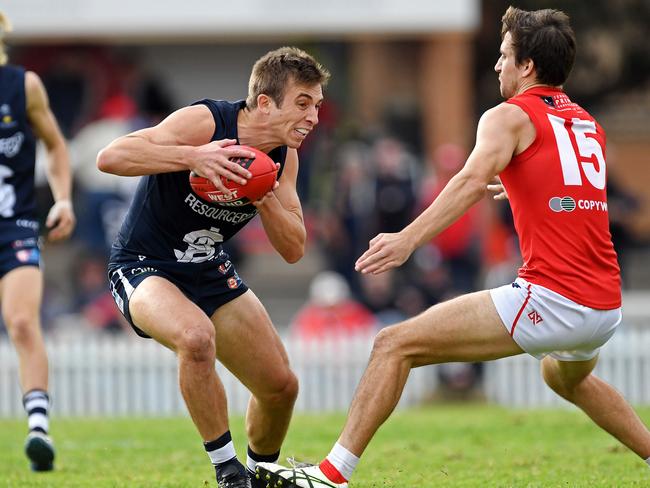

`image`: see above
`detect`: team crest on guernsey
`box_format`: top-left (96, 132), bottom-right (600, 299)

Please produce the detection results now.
top-left (0, 104), bottom-right (17, 128)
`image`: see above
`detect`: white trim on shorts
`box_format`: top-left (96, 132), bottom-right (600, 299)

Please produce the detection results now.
top-left (489, 277), bottom-right (622, 361)
top-left (108, 267), bottom-right (137, 315)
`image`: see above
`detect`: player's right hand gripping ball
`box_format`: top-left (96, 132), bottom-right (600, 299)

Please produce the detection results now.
top-left (189, 145), bottom-right (278, 205)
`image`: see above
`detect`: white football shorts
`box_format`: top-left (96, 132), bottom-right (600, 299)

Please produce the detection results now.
top-left (490, 277), bottom-right (621, 361)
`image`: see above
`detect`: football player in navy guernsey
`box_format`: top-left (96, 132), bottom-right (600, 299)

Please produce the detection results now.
top-left (98, 46), bottom-right (329, 488)
top-left (0, 13), bottom-right (76, 472)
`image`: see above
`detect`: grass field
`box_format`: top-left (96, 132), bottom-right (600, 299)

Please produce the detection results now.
top-left (1, 405), bottom-right (649, 487)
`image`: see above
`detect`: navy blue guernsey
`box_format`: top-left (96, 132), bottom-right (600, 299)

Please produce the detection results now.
top-left (111, 99), bottom-right (287, 264)
top-left (0, 65), bottom-right (37, 221)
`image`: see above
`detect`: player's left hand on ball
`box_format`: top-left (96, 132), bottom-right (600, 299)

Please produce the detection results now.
top-left (46, 199), bottom-right (76, 242)
top-left (251, 163), bottom-right (280, 208)
top-left (487, 177), bottom-right (508, 200)
top-left (355, 231), bottom-right (413, 274)
top-left (251, 180), bottom-right (279, 208)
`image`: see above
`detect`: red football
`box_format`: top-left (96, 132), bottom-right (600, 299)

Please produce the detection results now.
top-left (189, 145), bottom-right (278, 205)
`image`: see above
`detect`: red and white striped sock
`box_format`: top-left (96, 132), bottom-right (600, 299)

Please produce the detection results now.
top-left (319, 442), bottom-right (359, 483)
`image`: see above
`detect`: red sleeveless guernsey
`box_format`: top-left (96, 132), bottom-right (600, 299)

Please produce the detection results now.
top-left (501, 86), bottom-right (621, 309)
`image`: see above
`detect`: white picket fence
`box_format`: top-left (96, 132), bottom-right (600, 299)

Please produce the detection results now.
top-left (0, 333), bottom-right (438, 418)
top-left (1, 327), bottom-right (648, 417)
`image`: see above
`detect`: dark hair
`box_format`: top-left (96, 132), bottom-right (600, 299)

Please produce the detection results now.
top-left (501, 6), bottom-right (576, 86)
top-left (246, 46), bottom-right (330, 109)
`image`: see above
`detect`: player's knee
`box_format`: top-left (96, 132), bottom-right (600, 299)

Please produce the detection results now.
top-left (266, 370), bottom-right (299, 407)
top-left (542, 368), bottom-right (564, 397)
top-left (542, 359), bottom-right (574, 400)
top-left (371, 326), bottom-right (401, 359)
top-left (176, 324), bottom-right (215, 362)
top-left (542, 357), bottom-right (595, 402)
top-left (5, 313), bottom-right (38, 346)
top-left (278, 371), bottom-right (299, 405)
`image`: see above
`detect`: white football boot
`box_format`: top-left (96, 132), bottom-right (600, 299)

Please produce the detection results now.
top-left (255, 462), bottom-right (348, 488)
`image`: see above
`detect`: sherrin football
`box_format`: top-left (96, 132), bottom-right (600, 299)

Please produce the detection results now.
top-left (189, 145), bottom-right (278, 205)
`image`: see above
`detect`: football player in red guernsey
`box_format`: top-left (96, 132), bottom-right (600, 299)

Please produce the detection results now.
top-left (257, 7), bottom-right (650, 487)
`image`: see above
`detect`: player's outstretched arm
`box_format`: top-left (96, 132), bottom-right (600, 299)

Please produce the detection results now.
top-left (96, 105), bottom-right (254, 197)
top-left (356, 103), bottom-right (526, 275)
top-left (25, 71), bottom-right (76, 241)
top-left (253, 149), bottom-right (306, 263)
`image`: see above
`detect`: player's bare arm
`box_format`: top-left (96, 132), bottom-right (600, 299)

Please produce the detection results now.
top-left (356, 102), bottom-right (528, 275)
top-left (97, 105), bottom-right (255, 196)
top-left (487, 101), bottom-right (535, 200)
top-left (253, 148), bottom-right (306, 263)
top-left (25, 70), bottom-right (75, 241)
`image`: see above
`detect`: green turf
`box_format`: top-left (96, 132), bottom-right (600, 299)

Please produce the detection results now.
top-left (1, 405), bottom-right (649, 487)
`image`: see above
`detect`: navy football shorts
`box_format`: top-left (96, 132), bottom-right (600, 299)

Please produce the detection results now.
top-left (108, 248), bottom-right (248, 338)
top-left (0, 220), bottom-right (41, 279)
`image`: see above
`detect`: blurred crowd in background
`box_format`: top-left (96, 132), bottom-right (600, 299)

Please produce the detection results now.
top-left (1, 0), bottom-right (649, 393)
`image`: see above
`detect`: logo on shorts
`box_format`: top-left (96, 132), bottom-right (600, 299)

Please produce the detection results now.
top-left (528, 310), bottom-right (543, 325)
top-left (227, 277), bottom-right (239, 289)
top-left (218, 260), bottom-right (232, 275)
top-left (15, 248), bottom-right (39, 263)
top-left (130, 267), bottom-right (158, 276)
top-left (549, 196), bottom-right (576, 212)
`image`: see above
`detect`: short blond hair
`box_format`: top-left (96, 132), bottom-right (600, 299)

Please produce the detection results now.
top-left (246, 46), bottom-right (330, 109)
top-left (0, 12), bottom-right (12, 66)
